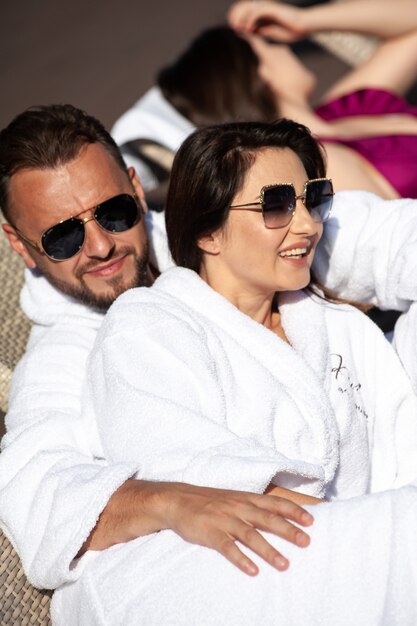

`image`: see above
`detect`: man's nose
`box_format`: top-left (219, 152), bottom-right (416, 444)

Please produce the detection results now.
top-left (82, 216), bottom-right (115, 259)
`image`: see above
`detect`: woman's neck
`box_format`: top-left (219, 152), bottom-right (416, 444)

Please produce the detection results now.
top-left (200, 268), bottom-right (289, 341)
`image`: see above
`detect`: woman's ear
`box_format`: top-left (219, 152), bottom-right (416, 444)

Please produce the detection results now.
top-left (197, 230), bottom-right (223, 256)
top-left (2, 224), bottom-right (37, 269)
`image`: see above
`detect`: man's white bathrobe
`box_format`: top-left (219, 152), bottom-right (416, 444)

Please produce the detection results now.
top-left (315, 189), bottom-right (417, 393)
top-left (0, 211), bottom-right (172, 589)
top-left (51, 267), bottom-right (417, 625)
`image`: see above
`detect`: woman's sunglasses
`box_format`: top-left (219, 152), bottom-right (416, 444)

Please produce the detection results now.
top-left (229, 178), bottom-right (334, 228)
top-left (15, 193), bottom-right (141, 261)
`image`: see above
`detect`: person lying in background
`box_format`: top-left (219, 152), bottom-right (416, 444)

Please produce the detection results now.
top-left (112, 0), bottom-right (417, 204)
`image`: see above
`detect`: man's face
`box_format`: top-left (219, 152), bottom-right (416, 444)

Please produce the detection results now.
top-left (4, 143), bottom-right (151, 310)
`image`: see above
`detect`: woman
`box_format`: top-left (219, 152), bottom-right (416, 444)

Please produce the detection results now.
top-left (113, 0), bottom-right (417, 201)
top-left (60, 120), bottom-right (417, 625)
top-left (229, 0), bottom-right (417, 198)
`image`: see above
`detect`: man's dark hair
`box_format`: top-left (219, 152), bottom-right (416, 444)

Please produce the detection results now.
top-left (0, 104), bottom-right (127, 222)
top-left (166, 119), bottom-right (326, 272)
top-left (158, 26), bottom-right (277, 128)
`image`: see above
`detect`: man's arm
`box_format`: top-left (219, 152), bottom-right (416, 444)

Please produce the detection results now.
top-left (313, 190), bottom-right (417, 311)
top-left (80, 479), bottom-right (316, 577)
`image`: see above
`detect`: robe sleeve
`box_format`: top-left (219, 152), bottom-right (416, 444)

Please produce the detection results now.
top-left (0, 321), bottom-right (137, 590)
top-left (313, 190), bottom-right (417, 311)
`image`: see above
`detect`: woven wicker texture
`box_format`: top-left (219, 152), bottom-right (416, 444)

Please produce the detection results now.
top-left (313, 30), bottom-right (378, 67)
top-left (311, 0), bottom-right (378, 67)
top-left (0, 529), bottom-right (52, 626)
top-left (0, 224), bottom-right (46, 623)
top-left (0, 218), bottom-right (32, 415)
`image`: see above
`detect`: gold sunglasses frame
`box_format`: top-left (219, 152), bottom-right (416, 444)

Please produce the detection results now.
top-left (229, 178), bottom-right (333, 228)
top-left (12, 192), bottom-right (141, 262)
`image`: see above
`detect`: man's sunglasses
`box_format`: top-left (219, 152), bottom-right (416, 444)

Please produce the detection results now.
top-left (229, 178), bottom-right (334, 228)
top-left (15, 193), bottom-right (141, 261)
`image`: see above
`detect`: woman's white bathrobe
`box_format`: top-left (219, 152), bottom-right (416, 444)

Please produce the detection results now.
top-left (51, 267), bottom-right (417, 625)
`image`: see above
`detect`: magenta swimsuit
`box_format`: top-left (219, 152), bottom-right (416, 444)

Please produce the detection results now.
top-left (315, 88), bottom-right (417, 198)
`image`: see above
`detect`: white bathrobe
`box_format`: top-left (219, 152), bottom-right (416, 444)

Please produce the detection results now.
top-left (314, 190), bottom-right (417, 392)
top-left (89, 268), bottom-right (417, 498)
top-left (2, 191), bottom-right (417, 596)
top-left (0, 210), bottom-right (172, 589)
top-left (51, 267), bottom-right (417, 625)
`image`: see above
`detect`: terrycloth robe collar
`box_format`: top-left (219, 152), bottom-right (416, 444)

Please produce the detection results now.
top-left (153, 267), bottom-right (340, 485)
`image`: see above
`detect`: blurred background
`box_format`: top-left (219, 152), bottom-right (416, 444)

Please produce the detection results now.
top-left (1, 0), bottom-right (352, 130)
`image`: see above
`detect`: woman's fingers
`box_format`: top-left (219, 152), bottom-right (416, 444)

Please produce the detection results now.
top-left (228, 1), bottom-right (306, 42)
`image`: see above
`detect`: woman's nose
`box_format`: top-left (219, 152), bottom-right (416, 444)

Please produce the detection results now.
top-left (290, 199), bottom-right (320, 234)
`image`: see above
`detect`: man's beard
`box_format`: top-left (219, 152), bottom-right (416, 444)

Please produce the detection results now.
top-left (40, 242), bottom-right (151, 311)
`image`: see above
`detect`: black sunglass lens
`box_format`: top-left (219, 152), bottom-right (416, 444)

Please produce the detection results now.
top-left (42, 218), bottom-right (85, 260)
top-left (306, 180), bottom-right (334, 222)
top-left (263, 186), bottom-right (295, 228)
top-left (95, 194), bottom-right (139, 233)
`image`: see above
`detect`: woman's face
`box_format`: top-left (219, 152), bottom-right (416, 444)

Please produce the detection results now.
top-left (201, 147), bottom-right (323, 302)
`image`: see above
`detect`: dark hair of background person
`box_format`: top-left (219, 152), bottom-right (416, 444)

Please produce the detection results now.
top-left (165, 118), bottom-right (326, 272)
top-left (157, 26), bottom-right (277, 128)
top-left (0, 104), bottom-right (127, 223)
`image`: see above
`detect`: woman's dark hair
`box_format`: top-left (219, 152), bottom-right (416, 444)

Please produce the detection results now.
top-left (166, 119), bottom-right (326, 272)
top-left (158, 26), bottom-right (277, 127)
top-left (0, 104), bottom-right (127, 223)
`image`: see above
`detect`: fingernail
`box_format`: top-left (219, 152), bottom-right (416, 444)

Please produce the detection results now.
top-left (301, 511), bottom-right (314, 524)
top-left (295, 531), bottom-right (310, 547)
top-left (245, 562), bottom-right (258, 576)
top-left (274, 556), bottom-right (289, 570)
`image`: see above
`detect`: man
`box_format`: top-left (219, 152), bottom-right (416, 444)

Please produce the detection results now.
top-left (0, 104), bottom-right (315, 591)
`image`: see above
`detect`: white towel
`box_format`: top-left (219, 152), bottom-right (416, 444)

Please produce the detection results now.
top-left (111, 87), bottom-right (195, 190)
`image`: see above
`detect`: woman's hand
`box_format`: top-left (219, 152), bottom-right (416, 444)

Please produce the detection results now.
top-left (228, 1), bottom-right (309, 43)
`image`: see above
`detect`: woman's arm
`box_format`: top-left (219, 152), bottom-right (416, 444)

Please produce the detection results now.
top-left (228, 0), bottom-right (417, 98)
top-left (229, 0), bottom-right (417, 44)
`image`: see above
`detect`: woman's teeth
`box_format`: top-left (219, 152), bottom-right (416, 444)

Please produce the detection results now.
top-left (279, 247), bottom-right (308, 258)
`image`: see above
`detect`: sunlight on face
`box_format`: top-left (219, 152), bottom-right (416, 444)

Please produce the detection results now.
top-left (200, 147), bottom-right (323, 308)
top-left (8, 144), bottom-right (151, 309)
